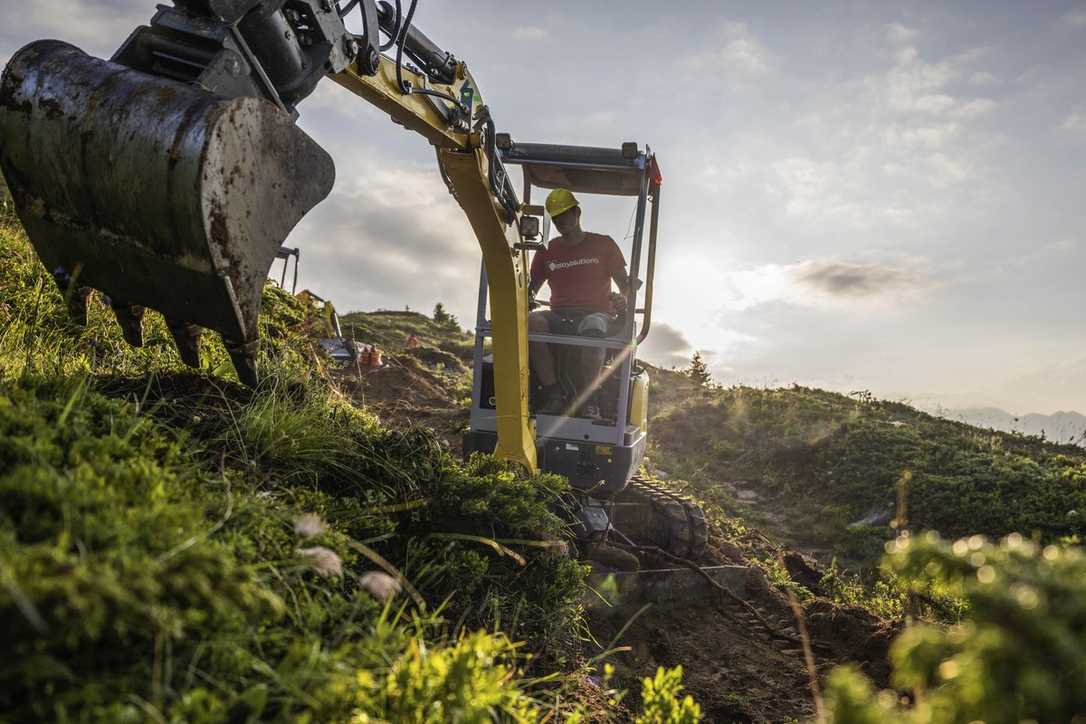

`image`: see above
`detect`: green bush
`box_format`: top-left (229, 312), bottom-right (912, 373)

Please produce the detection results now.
top-left (826, 532), bottom-right (1086, 723)
top-left (635, 666), bottom-right (701, 724)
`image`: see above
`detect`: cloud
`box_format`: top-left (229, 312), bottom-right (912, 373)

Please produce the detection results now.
top-left (284, 153), bottom-right (483, 321)
top-left (885, 23), bottom-right (918, 45)
top-left (637, 321), bottom-right (695, 369)
top-left (0, 0), bottom-right (149, 61)
top-left (512, 26), bottom-right (549, 41)
top-left (684, 21), bottom-right (772, 84)
top-left (760, 40), bottom-right (994, 222)
top-left (768, 156), bottom-right (875, 226)
top-left (884, 45), bottom-right (992, 118)
top-left (1046, 238), bottom-right (1081, 254)
top-left (1061, 109), bottom-right (1086, 133)
top-left (950, 97), bottom-right (996, 118)
top-left (721, 259), bottom-right (929, 310)
top-left (793, 260), bottom-right (924, 298)
top-left (1063, 9), bottom-right (1086, 27)
top-left (925, 152), bottom-right (971, 186)
top-left (883, 121), bottom-right (961, 149)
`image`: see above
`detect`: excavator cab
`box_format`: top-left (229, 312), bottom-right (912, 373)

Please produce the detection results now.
top-left (464, 140), bottom-right (662, 495)
top-left (465, 141), bottom-right (708, 561)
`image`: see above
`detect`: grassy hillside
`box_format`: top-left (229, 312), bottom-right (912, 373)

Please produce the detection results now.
top-left (339, 309), bottom-right (476, 373)
top-left (646, 375), bottom-right (1086, 568)
top-left (0, 213), bottom-right (644, 721)
top-left (8, 192), bottom-right (1086, 721)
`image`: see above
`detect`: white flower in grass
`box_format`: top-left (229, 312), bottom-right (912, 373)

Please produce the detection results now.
top-left (359, 571), bottom-right (401, 602)
top-left (294, 513), bottom-right (325, 539)
top-left (297, 546), bottom-right (342, 577)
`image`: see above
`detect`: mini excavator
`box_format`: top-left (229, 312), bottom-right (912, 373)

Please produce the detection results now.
top-left (0, 0), bottom-right (713, 571)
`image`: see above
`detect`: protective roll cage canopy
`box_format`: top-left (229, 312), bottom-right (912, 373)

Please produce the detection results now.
top-left (499, 142), bottom-right (661, 198)
top-left (495, 140), bottom-right (662, 350)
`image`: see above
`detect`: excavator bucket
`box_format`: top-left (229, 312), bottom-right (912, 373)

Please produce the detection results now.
top-left (0, 40), bottom-right (335, 384)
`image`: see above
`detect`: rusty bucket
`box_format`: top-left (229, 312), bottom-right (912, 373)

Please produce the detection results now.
top-left (0, 40), bottom-right (335, 383)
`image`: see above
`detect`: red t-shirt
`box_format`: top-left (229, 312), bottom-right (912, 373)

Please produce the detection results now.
top-left (530, 232), bottom-right (626, 313)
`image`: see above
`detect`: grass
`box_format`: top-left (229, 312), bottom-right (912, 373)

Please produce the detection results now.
top-left (649, 382), bottom-right (1086, 565)
top-left (0, 213), bottom-right (601, 721)
top-left (339, 309), bottom-right (474, 363)
top-left (826, 531), bottom-right (1086, 723)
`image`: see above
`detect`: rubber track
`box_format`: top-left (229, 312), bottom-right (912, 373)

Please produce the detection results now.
top-left (624, 476), bottom-right (709, 560)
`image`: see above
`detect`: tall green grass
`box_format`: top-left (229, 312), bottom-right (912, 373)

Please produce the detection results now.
top-left (0, 216), bottom-right (603, 721)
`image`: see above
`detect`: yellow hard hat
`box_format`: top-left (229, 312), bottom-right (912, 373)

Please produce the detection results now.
top-left (545, 188), bottom-right (579, 218)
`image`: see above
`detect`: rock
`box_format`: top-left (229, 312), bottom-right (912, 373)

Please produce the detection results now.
top-left (716, 540), bottom-right (746, 563)
top-left (736, 488), bottom-right (760, 502)
top-left (848, 503), bottom-right (894, 529)
top-left (782, 551), bottom-right (824, 595)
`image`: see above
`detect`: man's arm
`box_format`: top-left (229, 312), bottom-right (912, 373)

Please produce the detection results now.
top-left (607, 236), bottom-right (632, 297)
top-left (529, 249), bottom-right (548, 297)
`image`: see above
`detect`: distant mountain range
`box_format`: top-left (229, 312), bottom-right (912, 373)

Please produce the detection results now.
top-left (939, 407), bottom-right (1086, 446)
top-left (1002, 356), bottom-right (1086, 416)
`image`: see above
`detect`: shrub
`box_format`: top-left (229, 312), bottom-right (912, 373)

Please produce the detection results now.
top-left (826, 532), bottom-right (1086, 722)
top-left (635, 666), bottom-right (701, 724)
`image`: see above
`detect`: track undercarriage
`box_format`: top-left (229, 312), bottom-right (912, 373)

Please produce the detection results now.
top-left (575, 477), bottom-right (749, 607)
top-left (607, 477), bottom-right (709, 561)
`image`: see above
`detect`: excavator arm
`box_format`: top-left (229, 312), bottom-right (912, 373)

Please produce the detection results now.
top-left (333, 55), bottom-right (538, 471)
top-left (0, 0), bottom-right (537, 471)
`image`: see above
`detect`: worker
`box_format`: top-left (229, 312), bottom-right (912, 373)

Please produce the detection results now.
top-left (529, 188), bottom-right (629, 416)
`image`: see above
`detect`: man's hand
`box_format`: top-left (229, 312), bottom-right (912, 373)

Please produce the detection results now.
top-left (609, 291), bottom-right (627, 310)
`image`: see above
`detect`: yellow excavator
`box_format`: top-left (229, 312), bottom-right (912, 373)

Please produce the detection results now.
top-left (0, 0), bottom-right (712, 569)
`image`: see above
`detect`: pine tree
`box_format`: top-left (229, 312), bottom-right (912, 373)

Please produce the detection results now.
top-left (432, 302), bottom-right (459, 331)
top-left (687, 352), bottom-right (712, 388)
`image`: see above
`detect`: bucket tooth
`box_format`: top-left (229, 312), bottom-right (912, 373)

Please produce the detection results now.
top-left (49, 267), bottom-right (92, 327)
top-left (111, 304), bottom-right (146, 347)
top-left (65, 288), bottom-right (93, 328)
top-left (224, 337), bottom-right (260, 387)
top-left (166, 319), bottom-right (202, 368)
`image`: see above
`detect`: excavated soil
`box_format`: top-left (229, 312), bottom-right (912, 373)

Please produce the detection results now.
top-left (333, 350), bottom-right (470, 448)
top-left (588, 539), bottom-right (898, 723)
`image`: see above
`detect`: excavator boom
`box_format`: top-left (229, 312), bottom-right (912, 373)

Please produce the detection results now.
top-left (0, 0), bottom-right (536, 470)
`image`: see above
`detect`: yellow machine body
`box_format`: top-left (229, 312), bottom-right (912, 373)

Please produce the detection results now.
top-left (629, 369), bottom-right (650, 432)
top-left (334, 59), bottom-right (538, 472)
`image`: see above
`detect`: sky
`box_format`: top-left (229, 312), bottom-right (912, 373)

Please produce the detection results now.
top-left (2, 0), bottom-right (1084, 414)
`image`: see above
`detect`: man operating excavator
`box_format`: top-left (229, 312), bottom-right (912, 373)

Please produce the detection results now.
top-left (529, 188), bottom-right (630, 416)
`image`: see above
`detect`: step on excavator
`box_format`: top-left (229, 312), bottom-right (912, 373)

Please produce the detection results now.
top-left (0, 0), bottom-right (741, 597)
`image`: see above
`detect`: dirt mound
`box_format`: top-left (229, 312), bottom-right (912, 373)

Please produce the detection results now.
top-left (332, 352), bottom-right (469, 448)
